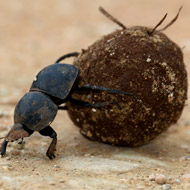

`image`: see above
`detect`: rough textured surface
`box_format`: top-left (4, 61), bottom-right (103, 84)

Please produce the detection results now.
top-left (67, 26), bottom-right (187, 146)
top-left (1, 0), bottom-right (190, 190)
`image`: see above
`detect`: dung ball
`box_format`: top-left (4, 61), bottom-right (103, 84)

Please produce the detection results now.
top-left (67, 25), bottom-right (187, 146)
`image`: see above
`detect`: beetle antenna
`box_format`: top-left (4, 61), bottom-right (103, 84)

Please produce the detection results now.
top-left (148, 13), bottom-right (168, 35)
top-left (55, 52), bottom-right (79, 64)
top-left (159, 6), bottom-right (183, 32)
top-left (99, 6), bottom-right (127, 29)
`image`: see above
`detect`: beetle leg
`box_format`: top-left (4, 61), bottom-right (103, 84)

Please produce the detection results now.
top-left (1, 124), bottom-right (33, 157)
top-left (69, 97), bottom-right (121, 109)
top-left (1, 140), bottom-right (8, 157)
top-left (55, 52), bottom-right (79, 64)
top-left (39, 126), bottom-right (57, 160)
top-left (80, 84), bottom-right (136, 98)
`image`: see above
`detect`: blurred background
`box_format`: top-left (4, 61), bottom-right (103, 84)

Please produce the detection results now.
top-left (0, 0), bottom-right (190, 189)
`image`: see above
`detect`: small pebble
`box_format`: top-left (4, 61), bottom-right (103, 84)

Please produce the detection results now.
top-left (146, 57), bottom-right (151, 63)
top-left (155, 174), bottom-right (167, 185)
top-left (175, 179), bottom-right (180, 184)
top-left (92, 108), bottom-right (97, 112)
top-left (54, 165), bottom-right (60, 169)
top-left (162, 184), bottom-right (171, 190)
top-left (59, 179), bottom-right (65, 183)
top-left (149, 174), bottom-right (167, 185)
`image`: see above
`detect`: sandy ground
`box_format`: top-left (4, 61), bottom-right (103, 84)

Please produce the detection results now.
top-left (0, 0), bottom-right (190, 189)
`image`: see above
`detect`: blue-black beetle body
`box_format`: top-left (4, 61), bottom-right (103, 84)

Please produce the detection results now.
top-left (1, 52), bottom-right (135, 159)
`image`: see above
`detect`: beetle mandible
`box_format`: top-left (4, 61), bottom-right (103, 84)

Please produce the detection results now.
top-left (0, 52), bottom-right (135, 159)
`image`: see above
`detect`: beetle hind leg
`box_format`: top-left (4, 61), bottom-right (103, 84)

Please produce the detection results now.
top-left (69, 97), bottom-right (122, 109)
top-left (39, 126), bottom-right (57, 160)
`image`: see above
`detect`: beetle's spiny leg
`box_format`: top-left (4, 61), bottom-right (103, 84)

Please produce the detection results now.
top-left (55, 52), bottom-right (80, 64)
top-left (39, 126), bottom-right (57, 160)
top-left (148, 13), bottom-right (168, 35)
top-left (99, 6), bottom-right (127, 29)
top-left (159, 6), bottom-right (182, 32)
top-left (69, 98), bottom-right (121, 109)
top-left (80, 84), bottom-right (136, 98)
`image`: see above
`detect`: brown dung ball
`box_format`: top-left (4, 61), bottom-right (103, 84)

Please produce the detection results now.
top-left (66, 8), bottom-right (188, 146)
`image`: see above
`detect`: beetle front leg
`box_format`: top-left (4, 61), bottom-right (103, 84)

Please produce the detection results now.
top-left (1, 140), bottom-right (8, 157)
top-left (1, 123), bottom-right (32, 157)
top-left (39, 126), bottom-right (57, 160)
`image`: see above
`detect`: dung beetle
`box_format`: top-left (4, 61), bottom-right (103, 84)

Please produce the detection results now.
top-left (1, 52), bottom-right (135, 159)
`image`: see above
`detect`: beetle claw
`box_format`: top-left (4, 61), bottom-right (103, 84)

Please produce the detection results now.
top-left (39, 126), bottom-right (57, 160)
top-left (46, 140), bottom-right (57, 159)
top-left (1, 140), bottom-right (8, 157)
top-left (46, 139), bottom-right (57, 160)
top-left (46, 152), bottom-right (56, 160)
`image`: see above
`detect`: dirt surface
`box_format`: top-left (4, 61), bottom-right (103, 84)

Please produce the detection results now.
top-left (0, 0), bottom-right (190, 189)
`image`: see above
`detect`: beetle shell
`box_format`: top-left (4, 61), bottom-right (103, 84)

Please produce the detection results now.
top-left (14, 91), bottom-right (58, 131)
top-left (30, 64), bottom-right (79, 101)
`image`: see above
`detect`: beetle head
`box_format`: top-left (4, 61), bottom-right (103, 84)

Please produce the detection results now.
top-left (14, 91), bottom-right (58, 131)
